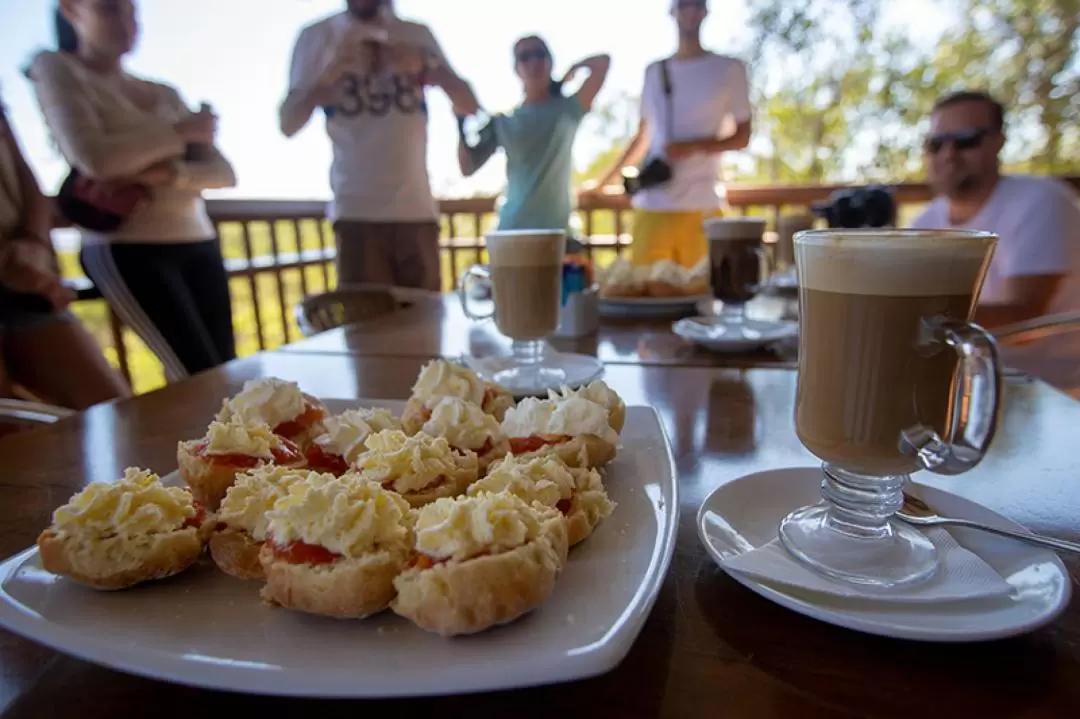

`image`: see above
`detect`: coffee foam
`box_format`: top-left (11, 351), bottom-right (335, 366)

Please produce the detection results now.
top-left (486, 230), bottom-right (566, 267)
top-left (704, 217), bottom-right (767, 241)
top-left (796, 229), bottom-right (996, 297)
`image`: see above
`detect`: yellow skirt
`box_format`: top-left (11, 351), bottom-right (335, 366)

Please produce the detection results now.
top-left (629, 208), bottom-right (723, 268)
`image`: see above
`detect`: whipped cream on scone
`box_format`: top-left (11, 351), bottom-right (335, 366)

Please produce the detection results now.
top-left (217, 378), bottom-right (308, 429)
top-left (649, 259), bottom-right (691, 286)
top-left (468, 454), bottom-right (574, 507)
top-left (414, 492), bottom-right (562, 562)
top-left (354, 429), bottom-right (478, 496)
top-left (501, 396), bottom-right (618, 445)
top-left (217, 466), bottom-right (326, 541)
top-left (313, 408), bottom-right (401, 465)
top-left (201, 417), bottom-right (289, 460)
top-left (411, 359), bottom-right (487, 409)
top-left (421, 397), bottom-right (506, 454)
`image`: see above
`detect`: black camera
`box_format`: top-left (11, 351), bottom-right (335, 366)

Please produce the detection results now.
top-left (811, 186), bottom-right (897, 228)
top-left (622, 157), bottom-right (673, 196)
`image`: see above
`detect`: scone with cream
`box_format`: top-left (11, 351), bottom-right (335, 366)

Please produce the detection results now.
top-left (469, 454), bottom-right (615, 547)
top-left (598, 257), bottom-right (646, 298)
top-left (420, 397), bottom-right (509, 472)
top-left (216, 378), bottom-right (327, 447)
top-left (391, 492), bottom-right (568, 636)
top-left (260, 476), bottom-right (412, 619)
top-left (353, 430), bottom-right (479, 507)
top-left (37, 468), bottom-right (207, 590)
top-left (548, 380), bottom-right (627, 434)
top-left (501, 396), bottom-right (618, 468)
top-left (646, 259), bottom-right (692, 298)
top-left (210, 466), bottom-right (322, 580)
top-left (686, 257), bottom-right (711, 296)
top-left (401, 359), bottom-right (514, 434)
top-left (306, 408), bottom-right (402, 476)
top-left (177, 417), bottom-right (305, 510)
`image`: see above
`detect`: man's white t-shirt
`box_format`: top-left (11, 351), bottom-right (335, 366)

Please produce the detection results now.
top-left (288, 12), bottom-right (446, 222)
top-left (911, 175), bottom-right (1080, 314)
top-left (633, 53), bottom-right (751, 213)
top-left (912, 175), bottom-right (1080, 395)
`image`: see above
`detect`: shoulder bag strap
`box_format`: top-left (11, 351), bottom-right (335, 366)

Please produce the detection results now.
top-left (660, 60), bottom-right (674, 143)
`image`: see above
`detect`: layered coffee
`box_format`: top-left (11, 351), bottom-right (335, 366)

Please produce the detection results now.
top-left (794, 231), bottom-right (995, 476)
top-left (705, 218), bottom-right (766, 305)
top-left (486, 231), bottom-right (565, 341)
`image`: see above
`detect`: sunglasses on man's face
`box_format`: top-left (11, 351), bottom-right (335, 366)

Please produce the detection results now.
top-left (516, 49), bottom-right (549, 64)
top-left (924, 128), bottom-right (991, 155)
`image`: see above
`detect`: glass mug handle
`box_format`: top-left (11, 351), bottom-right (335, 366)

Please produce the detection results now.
top-left (457, 264), bottom-right (494, 321)
top-left (901, 317), bottom-right (1003, 475)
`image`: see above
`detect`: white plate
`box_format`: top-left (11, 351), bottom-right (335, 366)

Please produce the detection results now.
top-left (0, 400), bottom-right (678, 697)
top-left (697, 467), bottom-right (1071, 642)
top-left (599, 294), bottom-right (712, 318)
top-left (673, 316), bottom-right (798, 353)
top-left (462, 352), bottom-right (605, 396)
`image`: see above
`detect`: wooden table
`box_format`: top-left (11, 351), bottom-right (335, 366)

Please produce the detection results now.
top-left (2, 353), bottom-right (1079, 717)
top-left (281, 292), bottom-right (797, 368)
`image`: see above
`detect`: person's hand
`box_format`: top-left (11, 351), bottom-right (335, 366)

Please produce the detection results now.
top-left (174, 109), bottom-right (217, 145)
top-left (135, 160), bottom-right (179, 187)
top-left (665, 140), bottom-right (701, 161)
top-left (43, 279), bottom-right (76, 310)
top-left (3, 237), bottom-right (73, 309)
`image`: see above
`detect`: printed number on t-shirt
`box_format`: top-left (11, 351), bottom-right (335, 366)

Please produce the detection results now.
top-left (332, 73), bottom-right (426, 118)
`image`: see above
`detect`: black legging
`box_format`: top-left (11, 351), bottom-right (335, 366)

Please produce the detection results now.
top-left (81, 239), bottom-right (236, 379)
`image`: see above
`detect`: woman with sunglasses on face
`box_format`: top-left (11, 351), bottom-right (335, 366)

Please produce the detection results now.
top-left (458, 36), bottom-right (610, 233)
top-left (0, 95), bottom-right (128, 409)
top-left (27, 0), bottom-right (238, 383)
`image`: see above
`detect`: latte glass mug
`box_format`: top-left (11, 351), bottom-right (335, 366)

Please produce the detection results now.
top-left (779, 228), bottom-right (1002, 588)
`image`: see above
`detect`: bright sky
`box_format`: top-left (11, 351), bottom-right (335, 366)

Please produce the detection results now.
top-left (0, 0), bottom-right (938, 200)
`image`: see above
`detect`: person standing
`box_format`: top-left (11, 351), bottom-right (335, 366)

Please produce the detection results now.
top-left (28, 1), bottom-right (238, 382)
top-left (280, 0), bottom-right (480, 291)
top-left (0, 93), bottom-right (128, 408)
top-left (587, 0), bottom-right (752, 268)
top-left (458, 36), bottom-right (610, 233)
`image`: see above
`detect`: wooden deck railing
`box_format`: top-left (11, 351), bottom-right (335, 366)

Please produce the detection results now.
top-left (64, 178), bottom-right (1080, 391)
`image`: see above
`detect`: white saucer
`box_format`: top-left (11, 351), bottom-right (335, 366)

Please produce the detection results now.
top-left (673, 316), bottom-right (798, 353)
top-left (462, 352), bottom-right (605, 396)
top-left (697, 467), bottom-right (1072, 642)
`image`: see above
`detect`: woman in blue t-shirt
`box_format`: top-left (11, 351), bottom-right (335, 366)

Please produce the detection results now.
top-left (458, 36), bottom-right (609, 232)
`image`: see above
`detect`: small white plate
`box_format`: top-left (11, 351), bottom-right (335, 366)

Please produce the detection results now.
top-left (462, 352), bottom-right (605, 396)
top-left (673, 316), bottom-right (798, 353)
top-left (0, 401), bottom-right (678, 697)
top-left (697, 467), bottom-right (1072, 642)
top-left (599, 294), bottom-right (712, 319)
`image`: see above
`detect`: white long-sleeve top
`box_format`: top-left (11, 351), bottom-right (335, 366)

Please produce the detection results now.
top-left (28, 51), bottom-right (236, 244)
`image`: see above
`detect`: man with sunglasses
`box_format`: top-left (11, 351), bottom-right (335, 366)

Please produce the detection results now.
top-left (587, 0), bottom-right (752, 268)
top-left (912, 91), bottom-right (1080, 330)
top-left (280, 0), bottom-right (479, 290)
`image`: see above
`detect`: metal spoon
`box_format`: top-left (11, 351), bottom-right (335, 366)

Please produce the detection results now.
top-left (897, 492), bottom-right (1080, 555)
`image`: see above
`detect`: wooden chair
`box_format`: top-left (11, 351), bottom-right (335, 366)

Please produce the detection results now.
top-left (295, 285), bottom-right (436, 337)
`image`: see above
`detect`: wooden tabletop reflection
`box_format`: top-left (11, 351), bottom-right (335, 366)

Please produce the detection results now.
top-left (281, 292), bottom-right (798, 368)
top-left (1, 352), bottom-right (1079, 717)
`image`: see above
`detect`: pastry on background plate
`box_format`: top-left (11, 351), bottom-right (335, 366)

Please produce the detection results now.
top-left (420, 397), bottom-right (510, 472)
top-left (501, 395), bottom-right (618, 468)
top-left (686, 257), bottom-right (711, 296)
top-left (305, 408), bottom-right (402, 476)
top-left (210, 466), bottom-right (324, 580)
top-left (401, 359), bottom-right (514, 434)
top-left (469, 454), bottom-right (615, 547)
top-left (597, 257), bottom-right (647, 298)
top-left (37, 468), bottom-right (207, 590)
top-left (391, 492), bottom-right (568, 636)
top-left (177, 417), bottom-right (305, 510)
top-left (216, 378), bottom-right (327, 447)
top-left (645, 259), bottom-right (693, 298)
top-left (547, 380), bottom-right (627, 434)
top-left (260, 476), bottom-right (412, 619)
top-left (353, 429), bottom-right (479, 507)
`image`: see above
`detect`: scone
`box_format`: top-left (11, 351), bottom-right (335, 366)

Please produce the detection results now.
top-left (401, 359), bottom-right (515, 434)
top-left (37, 468), bottom-right (206, 590)
top-left (353, 430), bottom-right (479, 507)
top-left (216, 377), bottom-right (328, 446)
top-left (470, 454), bottom-right (615, 547)
top-left (210, 466), bottom-right (325, 580)
top-left (420, 397), bottom-right (510, 472)
top-left (306, 408), bottom-right (402, 476)
top-left (598, 257), bottom-right (646, 298)
top-left (548, 380), bottom-right (627, 434)
top-left (645, 259), bottom-right (692, 298)
top-left (259, 476), bottom-right (412, 619)
top-left (177, 417), bottom-right (305, 510)
top-left (685, 257), bottom-right (711, 296)
top-left (501, 396), bottom-right (619, 468)
top-left (391, 492), bottom-right (568, 636)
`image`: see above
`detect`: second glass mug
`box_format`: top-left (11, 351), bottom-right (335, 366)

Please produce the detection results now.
top-left (703, 217), bottom-right (769, 330)
top-left (457, 230), bottom-right (567, 392)
top-left (780, 228), bottom-right (1003, 588)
